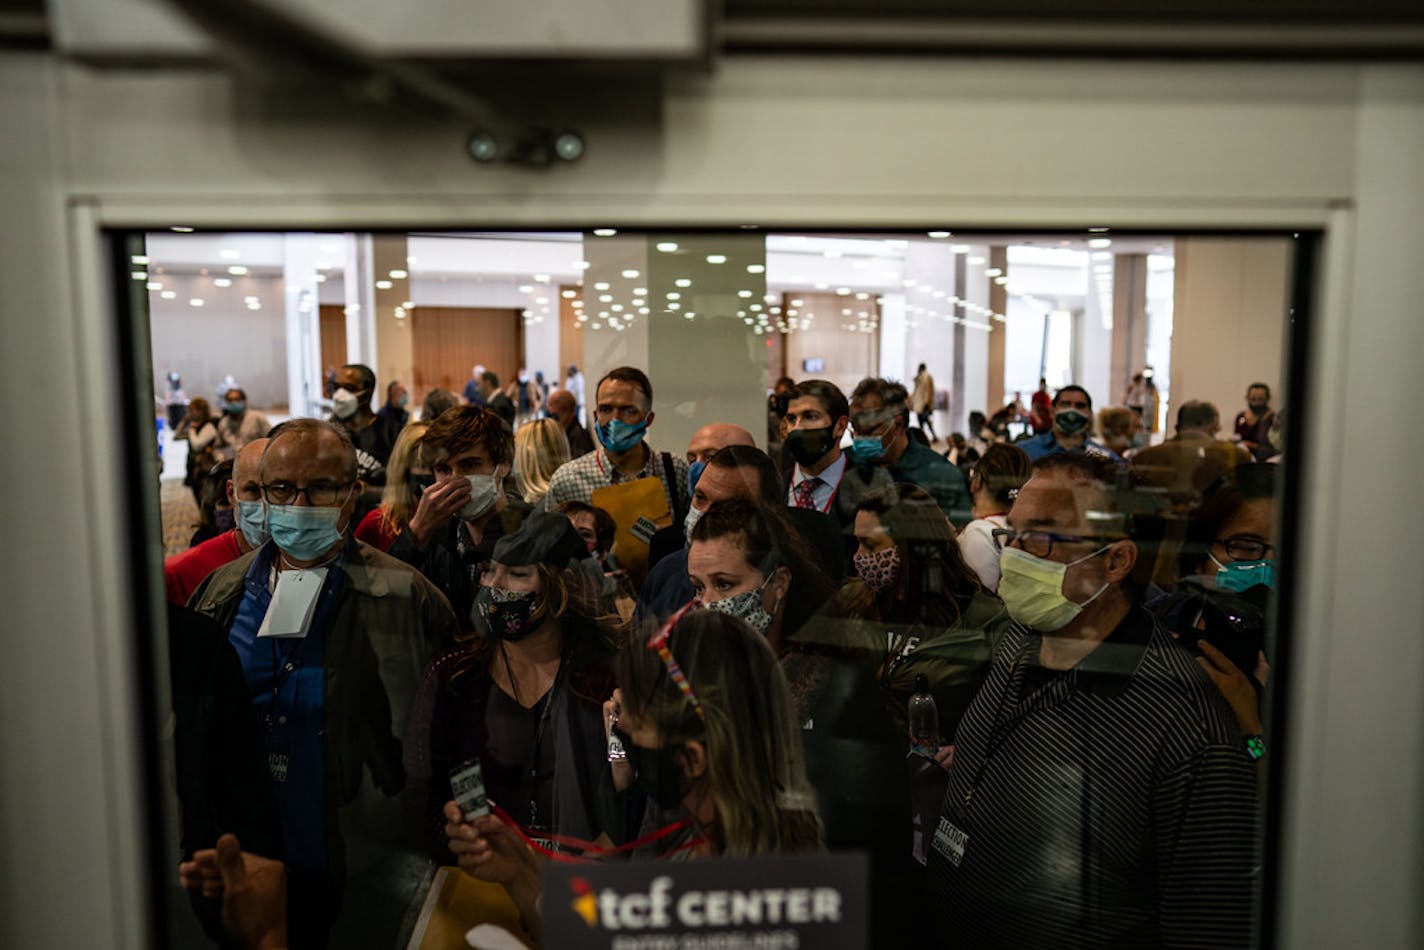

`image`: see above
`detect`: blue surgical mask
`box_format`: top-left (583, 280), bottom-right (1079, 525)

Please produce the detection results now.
top-left (1211, 554), bottom-right (1277, 593)
top-left (846, 435), bottom-right (886, 464)
top-left (267, 500), bottom-right (348, 561)
top-left (598, 418), bottom-right (649, 454)
top-left (236, 499), bottom-right (270, 548)
top-left (225, 400), bottom-right (246, 414)
top-left (687, 460), bottom-right (708, 494)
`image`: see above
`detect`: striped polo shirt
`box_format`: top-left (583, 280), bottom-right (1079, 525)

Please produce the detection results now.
top-left (925, 606), bottom-right (1258, 949)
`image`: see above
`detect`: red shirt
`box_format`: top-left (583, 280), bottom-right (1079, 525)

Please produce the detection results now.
top-left (354, 508), bottom-right (399, 552)
top-left (163, 529), bottom-right (245, 605)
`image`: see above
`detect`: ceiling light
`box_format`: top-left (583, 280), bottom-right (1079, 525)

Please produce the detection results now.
top-left (575, 260), bottom-right (591, 270)
top-left (131, 255), bottom-right (149, 265)
top-left (131, 271), bottom-right (148, 281)
top-left (657, 242), bottom-right (679, 253)
top-left (706, 254), bottom-right (727, 264)
top-left (1088, 227), bottom-right (1110, 233)
top-left (376, 280), bottom-right (393, 290)
top-left (791, 299), bottom-right (804, 307)
top-left (146, 281), bottom-right (163, 291)
top-left (666, 292), bottom-right (681, 300)
top-left (622, 269), bottom-right (640, 279)
top-left (746, 264), bottom-right (766, 274)
top-left (668, 303), bottom-right (682, 311)
top-left (736, 290), bottom-right (752, 298)
top-left (160, 291), bottom-right (176, 300)
top-left (227, 266), bottom-right (248, 276)
top-left (188, 298), bottom-right (204, 307)
top-left (674, 278), bottom-right (692, 288)
top-left (927, 231), bottom-right (951, 239)
top-left (561, 289), bottom-right (576, 298)
top-left (836, 287), bottom-right (850, 295)
top-left (598, 294), bottom-right (613, 303)
top-left (389, 269), bottom-right (408, 279)
top-left (214, 278), bottom-right (232, 288)
top-left (985, 268), bottom-right (1003, 278)
top-left (593, 229), bottom-right (617, 237)
top-left (593, 281), bottom-right (610, 291)
top-left (169, 226), bottom-right (194, 233)
top-left (856, 292), bottom-right (869, 300)
top-left (1088, 238), bottom-right (1113, 249)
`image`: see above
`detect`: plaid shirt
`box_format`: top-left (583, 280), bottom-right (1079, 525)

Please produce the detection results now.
top-left (541, 443), bottom-right (689, 517)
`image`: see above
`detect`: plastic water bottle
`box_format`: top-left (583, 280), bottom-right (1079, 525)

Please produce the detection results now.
top-left (908, 673), bottom-right (939, 758)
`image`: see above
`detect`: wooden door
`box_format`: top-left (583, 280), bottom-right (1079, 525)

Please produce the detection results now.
top-left (410, 306), bottom-right (522, 402)
top-left (318, 305), bottom-right (347, 394)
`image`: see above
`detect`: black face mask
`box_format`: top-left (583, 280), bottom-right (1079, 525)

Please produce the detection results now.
top-left (622, 731), bottom-right (689, 811)
top-left (784, 426), bottom-right (837, 467)
top-left (409, 472), bottom-right (436, 500)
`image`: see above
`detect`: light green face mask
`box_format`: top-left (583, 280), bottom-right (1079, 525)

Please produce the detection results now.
top-left (997, 545), bottom-right (1111, 631)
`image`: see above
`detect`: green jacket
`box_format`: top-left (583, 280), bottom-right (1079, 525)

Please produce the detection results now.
top-left (877, 590), bottom-right (1012, 743)
top-left (188, 539), bottom-right (457, 876)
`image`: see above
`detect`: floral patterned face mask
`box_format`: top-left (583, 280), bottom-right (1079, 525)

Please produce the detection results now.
top-left (474, 586), bottom-right (539, 641)
top-left (854, 546), bottom-right (902, 594)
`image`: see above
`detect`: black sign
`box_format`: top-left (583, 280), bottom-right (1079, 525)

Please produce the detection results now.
top-left (542, 852), bottom-right (868, 949)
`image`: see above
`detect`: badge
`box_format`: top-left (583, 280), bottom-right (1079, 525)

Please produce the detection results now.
top-left (449, 758), bottom-right (490, 821)
top-left (931, 816), bottom-right (969, 867)
top-left (631, 516), bottom-right (659, 545)
top-left (267, 749), bottom-right (289, 784)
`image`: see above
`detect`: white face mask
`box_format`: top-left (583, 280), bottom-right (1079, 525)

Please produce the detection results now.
top-left (459, 474), bottom-right (501, 521)
top-left (997, 545), bottom-right (1111, 631)
top-left (331, 387), bottom-right (363, 420)
top-left (683, 503), bottom-right (705, 541)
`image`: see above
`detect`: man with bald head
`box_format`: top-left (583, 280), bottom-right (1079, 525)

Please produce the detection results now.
top-left (188, 418), bottom-right (456, 946)
top-left (165, 437), bottom-right (271, 605)
top-left (546, 387), bottom-right (594, 458)
top-left (685, 421), bottom-right (757, 495)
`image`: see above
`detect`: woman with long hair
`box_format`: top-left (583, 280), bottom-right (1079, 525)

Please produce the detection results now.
top-left (852, 483), bottom-right (1010, 743)
top-left (442, 609), bottom-right (823, 941)
top-left (513, 417), bottom-right (570, 506)
top-left (406, 510), bottom-right (624, 860)
top-left (956, 442), bottom-right (1033, 592)
top-left (354, 420), bottom-right (430, 551)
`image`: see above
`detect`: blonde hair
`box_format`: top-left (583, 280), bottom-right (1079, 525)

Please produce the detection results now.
top-left (616, 611), bottom-right (824, 856)
top-left (513, 418), bottom-right (570, 505)
top-left (378, 421), bottom-right (429, 537)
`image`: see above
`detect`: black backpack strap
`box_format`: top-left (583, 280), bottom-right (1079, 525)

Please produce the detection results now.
top-left (660, 452), bottom-right (687, 526)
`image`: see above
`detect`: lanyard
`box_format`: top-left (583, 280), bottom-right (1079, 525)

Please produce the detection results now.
top-left (491, 801), bottom-right (702, 863)
top-left (504, 639), bottom-right (572, 829)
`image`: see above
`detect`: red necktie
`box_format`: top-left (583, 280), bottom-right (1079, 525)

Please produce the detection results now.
top-left (794, 476), bottom-right (822, 509)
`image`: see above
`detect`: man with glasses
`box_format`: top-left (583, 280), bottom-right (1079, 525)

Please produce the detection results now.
top-left (848, 377), bottom-right (969, 526)
top-left (924, 453), bottom-right (1255, 949)
top-left (189, 418), bottom-right (456, 947)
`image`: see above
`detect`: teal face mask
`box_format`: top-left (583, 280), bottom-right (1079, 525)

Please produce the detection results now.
top-left (236, 499), bottom-right (269, 548)
top-left (846, 435), bottom-right (887, 464)
top-left (1211, 554), bottom-right (1277, 592)
top-left (598, 418), bottom-right (649, 454)
top-left (225, 400), bottom-right (246, 414)
top-left (267, 497), bottom-right (349, 561)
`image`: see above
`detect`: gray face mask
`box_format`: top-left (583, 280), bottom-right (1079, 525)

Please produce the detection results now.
top-left (458, 474), bottom-right (501, 521)
top-left (703, 573), bottom-right (778, 637)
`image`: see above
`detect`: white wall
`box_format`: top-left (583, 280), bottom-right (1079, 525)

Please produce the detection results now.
top-left (2, 49), bottom-right (1423, 950)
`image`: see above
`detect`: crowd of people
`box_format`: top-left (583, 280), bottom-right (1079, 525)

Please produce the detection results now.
top-left (162, 360), bottom-right (1282, 949)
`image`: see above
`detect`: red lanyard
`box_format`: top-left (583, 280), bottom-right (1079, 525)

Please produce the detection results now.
top-left (490, 802), bottom-right (704, 863)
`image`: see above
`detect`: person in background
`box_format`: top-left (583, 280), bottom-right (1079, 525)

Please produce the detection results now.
top-left (1098, 405), bottom-right (1145, 459)
top-left (443, 609), bottom-right (823, 944)
top-left (544, 388), bottom-right (595, 459)
top-left (178, 396), bottom-right (223, 504)
top-left (564, 364), bottom-right (586, 421)
top-left (216, 387), bottom-right (272, 460)
top-left (513, 418), bottom-right (571, 508)
top-left (685, 422), bottom-right (756, 497)
top-left (766, 375), bottom-right (796, 454)
top-left (329, 362), bottom-right (400, 478)
top-left (189, 458), bottom-right (235, 549)
top-left (507, 369), bottom-right (542, 426)
top-left (420, 387), bottom-right (459, 422)
top-left (406, 511), bottom-right (620, 862)
top-left (375, 380), bottom-right (410, 431)
top-left (1123, 371), bottom-right (1150, 423)
top-left (956, 442), bottom-right (1033, 593)
top-left (1029, 378), bottom-right (1054, 433)
top-left (911, 363), bottom-right (938, 443)
top-left (1234, 382), bottom-right (1279, 461)
top-left (533, 370), bottom-right (550, 409)
top-left (556, 500), bottom-right (616, 563)
top-left (389, 407), bottom-right (516, 623)
top-left (850, 483), bottom-right (1010, 740)
top-left (924, 453), bottom-right (1256, 948)
top-left (188, 418), bottom-right (456, 947)
top-left (848, 377), bottom-right (970, 526)
top-left (165, 371), bottom-right (190, 431)
top-left (479, 371), bottom-right (516, 428)
top-left (1018, 384), bottom-right (1123, 463)
top-left (540, 367), bottom-right (689, 521)
top-left (354, 421), bottom-right (430, 552)
top-left (462, 364), bottom-right (488, 407)
top-left (944, 432), bottom-right (977, 469)
top-left (1131, 400), bottom-right (1252, 509)
top-left (166, 439), bottom-right (271, 605)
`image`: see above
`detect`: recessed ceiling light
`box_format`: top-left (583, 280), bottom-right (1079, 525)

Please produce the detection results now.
top-left (746, 264), bottom-right (765, 274)
top-left (738, 290), bottom-right (753, 298)
top-left (131, 271), bottom-right (148, 281)
top-left (706, 255), bottom-right (727, 264)
top-left (214, 278), bottom-right (232, 288)
top-left (561, 289), bottom-right (577, 299)
top-left (227, 266), bottom-right (248, 276)
top-left (188, 298), bottom-right (205, 307)
top-left (656, 242), bottom-right (679, 253)
top-left (593, 229), bottom-right (617, 237)
top-left (131, 255), bottom-right (149, 265)
top-left (146, 281), bottom-right (163, 291)
top-left (170, 226), bottom-right (194, 233)
top-left (927, 231), bottom-right (951, 239)
top-left (389, 269), bottom-right (408, 280)
top-left (160, 290), bottom-right (176, 300)
top-left (375, 280), bottom-right (393, 290)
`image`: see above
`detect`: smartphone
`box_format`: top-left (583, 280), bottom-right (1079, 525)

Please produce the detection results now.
top-left (449, 757), bottom-right (490, 821)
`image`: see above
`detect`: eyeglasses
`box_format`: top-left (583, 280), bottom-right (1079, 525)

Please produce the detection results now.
top-left (645, 600), bottom-right (705, 720)
top-left (991, 527), bottom-right (1121, 559)
top-left (260, 481), bottom-right (352, 506)
top-left (1215, 535), bottom-right (1274, 561)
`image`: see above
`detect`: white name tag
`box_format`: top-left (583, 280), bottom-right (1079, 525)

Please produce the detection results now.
top-left (931, 817), bottom-right (970, 867)
top-left (257, 567), bottom-right (328, 639)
